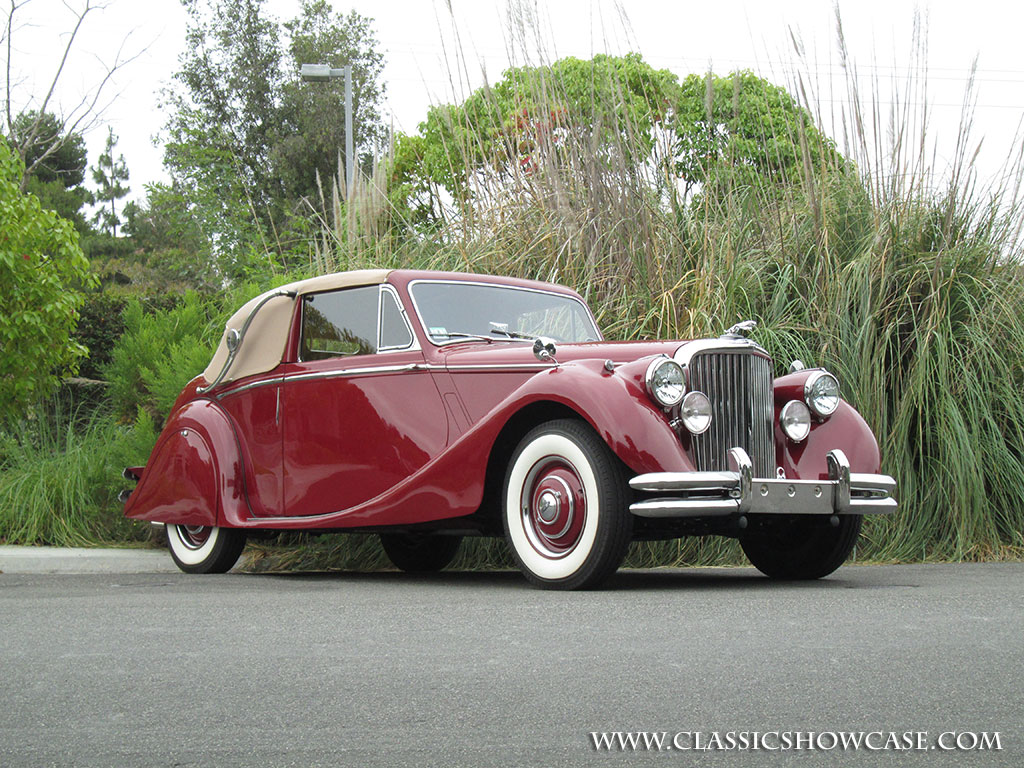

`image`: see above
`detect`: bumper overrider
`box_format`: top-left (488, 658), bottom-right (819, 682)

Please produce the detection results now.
top-left (629, 448), bottom-right (897, 519)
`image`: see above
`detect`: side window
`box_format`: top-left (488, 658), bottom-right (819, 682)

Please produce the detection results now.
top-left (301, 286), bottom-right (378, 361)
top-left (379, 289), bottom-right (413, 350)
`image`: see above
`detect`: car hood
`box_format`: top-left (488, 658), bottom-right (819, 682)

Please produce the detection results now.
top-left (438, 339), bottom-right (685, 367)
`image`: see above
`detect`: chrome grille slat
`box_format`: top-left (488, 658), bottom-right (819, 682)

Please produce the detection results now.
top-left (689, 350), bottom-right (774, 478)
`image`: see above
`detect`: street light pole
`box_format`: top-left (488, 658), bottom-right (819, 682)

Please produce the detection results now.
top-left (299, 63), bottom-right (354, 198)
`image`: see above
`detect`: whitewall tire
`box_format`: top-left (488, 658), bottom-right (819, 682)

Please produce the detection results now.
top-left (166, 524), bottom-right (247, 574)
top-left (503, 419), bottom-right (632, 589)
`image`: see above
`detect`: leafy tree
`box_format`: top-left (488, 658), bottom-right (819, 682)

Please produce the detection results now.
top-left (6, 111), bottom-right (91, 231)
top-left (672, 71), bottom-right (839, 197)
top-left (392, 59), bottom-right (840, 225)
top-left (165, 0), bottom-right (283, 210)
top-left (392, 53), bottom-right (678, 226)
top-left (116, 182), bottom-right (220, 292)
top-left (90, 127), bottom-right (130, 237)
top-left (162, 0), bottom-right (388, 269)
top-left (0, 137), bottom-right (94, 419)
top-left (275, 0), bottom-right (386, 203)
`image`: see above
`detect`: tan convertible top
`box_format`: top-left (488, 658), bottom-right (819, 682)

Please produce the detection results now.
top-left (202, 269), bottom-right (392, 387)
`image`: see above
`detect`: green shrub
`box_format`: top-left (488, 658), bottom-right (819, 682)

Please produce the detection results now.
top-left (103, 292), bottom-right (222, 423)
top-left (73, 292), bottom-right (128, 380)
top-left (0, 404), bottom-right (157, 545)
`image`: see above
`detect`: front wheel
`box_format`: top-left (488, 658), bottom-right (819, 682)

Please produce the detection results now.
top-left (740, 514), bottom-right (862, 580)
top-left (503, 419), bottom-right (632, 590)
top-left (166, 524), bottom-right (247, 574)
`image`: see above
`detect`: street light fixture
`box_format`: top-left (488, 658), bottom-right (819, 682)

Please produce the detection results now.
top-left (300, 63), bottom-right (354, 197)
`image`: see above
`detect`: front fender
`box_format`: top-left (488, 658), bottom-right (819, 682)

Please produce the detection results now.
top-left (124, 399), bottom-right (247, 527)
top-left (772, 370), bottom-right (883, 477)
top-left (492, 359), bottom-right (690, 474)
top-left (776, 400), bottom-right (882, 478)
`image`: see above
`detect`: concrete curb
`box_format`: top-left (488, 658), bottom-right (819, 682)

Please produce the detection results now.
top-left (0, 545), bottom-right (180, 574)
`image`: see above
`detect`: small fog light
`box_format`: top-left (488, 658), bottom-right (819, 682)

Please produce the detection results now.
top-left (781, 400), bottom-right (811, 442)
top-left (681, 391), bottom-right (712, 435)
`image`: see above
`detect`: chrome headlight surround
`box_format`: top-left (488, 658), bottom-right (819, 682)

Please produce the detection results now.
top-left (645, 357), bottom-right (686, 409)
top-left (780, 400), bottom-right (811, 442)
top-left (680, 391), bottom-right (712, 435)
top-left (804, 370), bottom-right (840, 418)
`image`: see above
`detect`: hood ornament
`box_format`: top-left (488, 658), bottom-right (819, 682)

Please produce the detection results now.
top-left (724, 320), bottom-right (757, 338)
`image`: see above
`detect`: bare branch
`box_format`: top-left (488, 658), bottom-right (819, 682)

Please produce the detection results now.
top-left (4, 0), bottom-right (146, 189)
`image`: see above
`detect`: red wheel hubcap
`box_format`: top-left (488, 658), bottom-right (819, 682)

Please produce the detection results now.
top-left (521, 458), bottom-right (587, 558)
top-left (178, 525), bottom-right (212, 550)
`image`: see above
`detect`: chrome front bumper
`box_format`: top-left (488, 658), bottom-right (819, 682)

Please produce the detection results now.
top-left (629, 448), bottom-right (897, 519)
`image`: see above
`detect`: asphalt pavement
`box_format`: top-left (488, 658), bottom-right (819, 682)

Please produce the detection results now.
top-left (0, 558), bottom-right (1021, 767)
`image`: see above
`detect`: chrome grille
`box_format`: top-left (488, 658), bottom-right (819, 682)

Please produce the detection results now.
top-left (688, 349), bottom-right (775, 478)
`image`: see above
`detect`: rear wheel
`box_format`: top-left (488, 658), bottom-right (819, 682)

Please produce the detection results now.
top-left (503, 419), bottom-right (632, 590)
top-left (166, 524), bottom-right (247, 574)
top-left (380, 533), bottom-right (462, 572)
top-left (740, 515), bottom-right (862, 579)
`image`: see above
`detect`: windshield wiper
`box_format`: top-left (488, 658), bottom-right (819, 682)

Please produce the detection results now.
top-left (430, 331), bottom-right (493, 344)
top-left (488, 322), bottom-right (535, 341)
top-left (489, 329), bottom-right (533, 340)
top-left (432, 328), bottom-right (532, 344)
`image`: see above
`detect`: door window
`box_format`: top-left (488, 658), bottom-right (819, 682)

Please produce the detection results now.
top-left (300, 286), bottom-right (379, 360)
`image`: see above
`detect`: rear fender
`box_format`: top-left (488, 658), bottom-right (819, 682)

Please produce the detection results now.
top-left (124, 399), bottom-right (246, 527)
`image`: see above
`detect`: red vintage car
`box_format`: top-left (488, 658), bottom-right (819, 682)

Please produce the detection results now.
top-left (121, 269), bottom-right (896, 589)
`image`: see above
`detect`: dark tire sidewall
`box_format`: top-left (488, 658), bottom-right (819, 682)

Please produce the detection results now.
top-left (380, 533), bottom-right (463, 572)
top-left (740, 514), bottom-right (862, 580)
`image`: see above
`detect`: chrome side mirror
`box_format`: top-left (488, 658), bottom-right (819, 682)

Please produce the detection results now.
top-left (789, 359), bottom-right (806, 373)
top-left (533, 336), bottom-right (558, 364)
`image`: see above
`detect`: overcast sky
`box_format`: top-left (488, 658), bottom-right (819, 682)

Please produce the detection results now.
top-left (5, 0), bottom-right (1022, 205)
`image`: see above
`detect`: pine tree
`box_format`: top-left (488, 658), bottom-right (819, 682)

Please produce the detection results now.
top-left (91, 127), bottom-right (130, 236)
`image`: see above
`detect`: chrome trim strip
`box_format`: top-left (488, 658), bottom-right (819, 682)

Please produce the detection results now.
top-left (216, 363), bottom-right (431, 398)
top-left (215, 376), bottom-right (285, 399)
top-left (629, 470), bottom-right (738, 491)
top-left (444, 363), bottom-right (552, 372)
top-left (285, 364), bottom-right (428, 383)
top-left (630, 498), bottom-right (738, 518)
top-left (407, 278), bottom-right (602, 348)
top-left (215, 362), bottom-right (551, 396)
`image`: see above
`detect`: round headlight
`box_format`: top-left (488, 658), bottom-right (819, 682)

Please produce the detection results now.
top-left (645, 358), bottom-right (685, 408)
top-left (781, 400), bottom-right (811, 442)
top-left (805, 371), bottom-right (840, 417)
top-left (680, 391), bottom-right (712, 435)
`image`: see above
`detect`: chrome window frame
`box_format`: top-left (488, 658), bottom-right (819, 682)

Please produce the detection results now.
top-left (407, 279), bottom-right (602, 348)
top-left (377, 284), bottom-right (419, 353)
top-left (297, 284), bottom-right (414, 363)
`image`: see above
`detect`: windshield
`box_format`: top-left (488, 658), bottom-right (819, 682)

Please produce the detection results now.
top-left (410, 281), bottom-right (601, 345)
